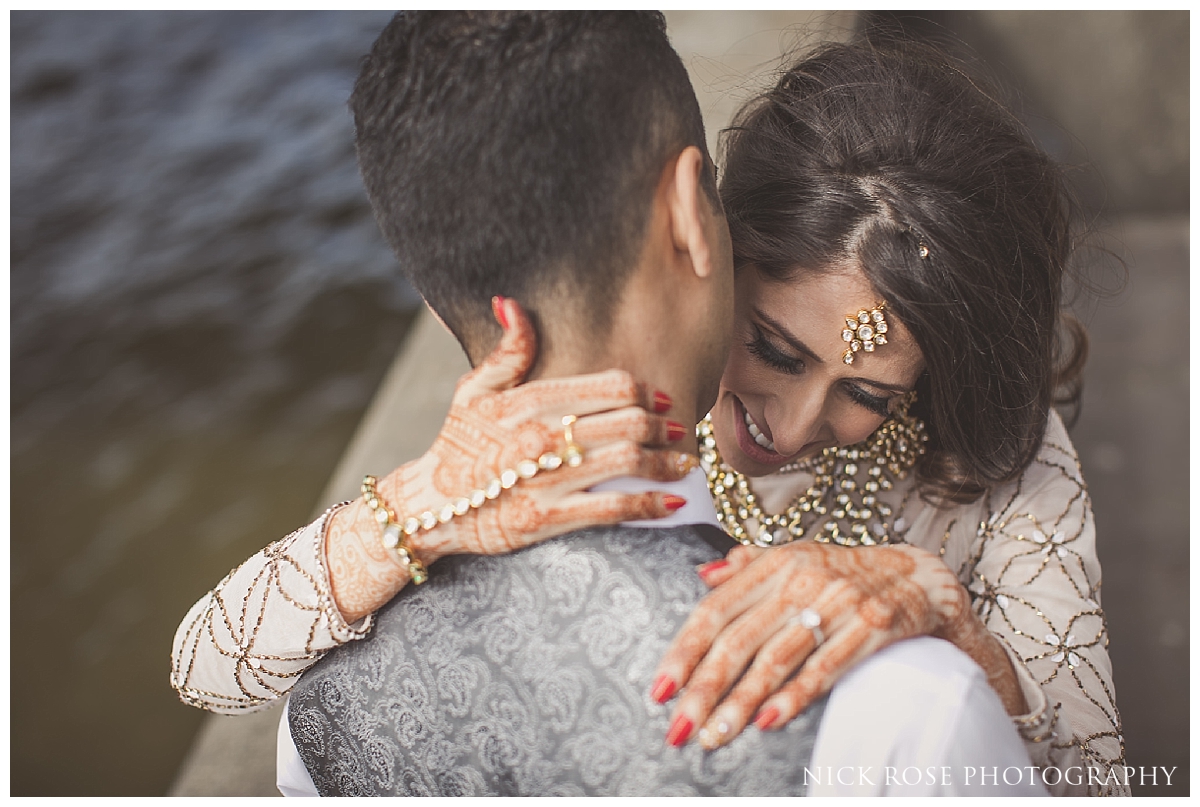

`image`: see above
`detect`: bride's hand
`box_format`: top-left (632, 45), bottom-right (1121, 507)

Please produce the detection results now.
top-left (328, 297), bottom-right (695, 621)
top-left (650, 541), bottom-right (1026, 749)
top-left (411, 296), bottom-right (694, 560)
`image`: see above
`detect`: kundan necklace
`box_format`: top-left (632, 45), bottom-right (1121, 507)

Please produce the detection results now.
top-left (698, 399), bottom-right (928, 548)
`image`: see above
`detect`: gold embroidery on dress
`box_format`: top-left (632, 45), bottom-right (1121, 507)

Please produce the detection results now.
top-left (702, 410), bottom-right (1126, 795)
top-left (170, 501), bottom-right (370, 713)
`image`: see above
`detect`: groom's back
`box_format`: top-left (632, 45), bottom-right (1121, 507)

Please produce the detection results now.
top-left (288, 523), bottom-right (826, 796)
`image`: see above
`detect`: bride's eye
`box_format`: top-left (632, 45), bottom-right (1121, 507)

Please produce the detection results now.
top-left (746, 327), bottom-right (804, 375)
top-left (847, 384), bottom-right (891, 417)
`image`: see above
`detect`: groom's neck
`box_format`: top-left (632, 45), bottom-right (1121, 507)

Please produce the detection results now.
top-left (530, 297), bottom-right (703, 456)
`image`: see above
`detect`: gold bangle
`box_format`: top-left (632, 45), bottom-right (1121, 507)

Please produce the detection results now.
top-left (361, 476), bottom-right (429, 584)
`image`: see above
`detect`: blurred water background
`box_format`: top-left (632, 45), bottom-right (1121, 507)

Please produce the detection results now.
top-left (11, 10), bottom-right (415, 795)
top-left (10, 10), bottom-right (1189, 796)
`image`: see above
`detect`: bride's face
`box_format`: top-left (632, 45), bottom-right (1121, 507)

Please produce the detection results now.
top-left (711, 265), bottom-right (926, 477)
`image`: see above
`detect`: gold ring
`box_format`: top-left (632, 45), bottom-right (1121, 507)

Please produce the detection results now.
top-left (561, 415), bottom-right (584, 467)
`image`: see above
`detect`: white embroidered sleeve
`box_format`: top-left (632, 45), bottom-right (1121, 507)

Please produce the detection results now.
top-left (170, 502), bottom-right (373, 714)
top-left (964, 413), bottom-right (1127, 796)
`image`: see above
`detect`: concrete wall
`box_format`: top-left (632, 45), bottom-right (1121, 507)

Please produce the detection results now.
top-left (170, 313), bottom-right (469, 796)
top-left (867, 10), bottom-right (1189, 215)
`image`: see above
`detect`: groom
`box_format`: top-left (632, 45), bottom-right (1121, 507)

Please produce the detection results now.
top-left (280, 12), bottom-right (1042, 796)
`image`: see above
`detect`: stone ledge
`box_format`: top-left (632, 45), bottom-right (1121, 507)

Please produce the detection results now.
top-left (168, 311), bottom-right (466, 796)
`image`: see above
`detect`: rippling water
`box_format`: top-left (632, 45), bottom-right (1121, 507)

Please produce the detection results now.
top-left (11, 11), bottom-right (418, 795)
top-left (12, 10), bottom-right (1190, 797)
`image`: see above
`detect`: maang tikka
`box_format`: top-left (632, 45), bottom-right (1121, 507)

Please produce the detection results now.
top-left (841, 302), bottom-right (889, 365)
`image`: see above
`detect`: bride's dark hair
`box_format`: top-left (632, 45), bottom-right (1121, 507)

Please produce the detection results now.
top-left (720, 35), bottom-right (1087, 504)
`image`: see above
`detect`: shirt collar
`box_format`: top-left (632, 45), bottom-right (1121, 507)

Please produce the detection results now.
top-left (588, 467), bottom-right (720, 530)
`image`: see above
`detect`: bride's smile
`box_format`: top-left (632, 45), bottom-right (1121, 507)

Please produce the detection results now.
top-left (712, 265), bottom-right (924, 477)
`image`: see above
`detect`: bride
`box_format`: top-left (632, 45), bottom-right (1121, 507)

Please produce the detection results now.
top-left (172, 36), bottom-right (1124, 796)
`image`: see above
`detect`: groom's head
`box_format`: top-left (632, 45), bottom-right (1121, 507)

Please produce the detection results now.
top-left (351, 11), bottom-right (730, 396)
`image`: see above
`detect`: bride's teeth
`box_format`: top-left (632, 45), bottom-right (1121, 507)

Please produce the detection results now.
top-left (743, 409), bottom-right (776, 452)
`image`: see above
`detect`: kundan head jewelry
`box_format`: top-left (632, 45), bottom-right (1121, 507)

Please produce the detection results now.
top-left (909, 226), bottom-right (931, 260)
top-left (841, 302), bottom-right (889, 365)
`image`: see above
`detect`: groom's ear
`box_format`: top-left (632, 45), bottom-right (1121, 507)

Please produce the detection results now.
top-left (666, 146), bottom-right (717, 279)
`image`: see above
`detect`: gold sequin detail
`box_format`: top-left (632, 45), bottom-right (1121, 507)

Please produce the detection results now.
top-left (170, 501), bottom-right (371, 713)
top-left (704, 410), bottom-right (1126, 795)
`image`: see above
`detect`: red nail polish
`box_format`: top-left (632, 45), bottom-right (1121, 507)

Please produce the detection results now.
top-left (666, 715), bottom-right (693, 747)
top-left (663, 495), bottom-right (687, 512)
top-left (492, 296), bottom-right (509, 329)
top-left (650, 674), bottom-right (677, 704)
top-left (698, 559), bottom-right (729, 580)
top-left (667, 421), bottom-right (686, 441)
top-left (653, 391), bottom-right (673, 413)
top-left (753, 706), bottom-right (780, 730)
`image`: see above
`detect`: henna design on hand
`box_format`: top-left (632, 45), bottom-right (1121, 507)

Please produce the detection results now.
top-left (325, 298), bottom-right (694, 623)
top-left (655, 541), bottom-right (1028, 749)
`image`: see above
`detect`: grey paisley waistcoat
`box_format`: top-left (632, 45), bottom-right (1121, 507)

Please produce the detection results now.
top-left (289, 524), bottom-right (827, 796)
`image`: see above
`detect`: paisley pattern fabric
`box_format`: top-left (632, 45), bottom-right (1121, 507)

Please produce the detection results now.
top-left (288, 524), bottom-right (826, 796)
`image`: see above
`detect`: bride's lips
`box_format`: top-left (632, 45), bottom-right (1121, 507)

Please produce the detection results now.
top-left (732, 397), bottom-right (792, 466)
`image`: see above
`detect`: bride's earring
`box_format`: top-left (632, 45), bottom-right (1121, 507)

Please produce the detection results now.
top-left (815, 390), bottom-right (927, 545)
top-left (701, 391), bottom-right (928, 548)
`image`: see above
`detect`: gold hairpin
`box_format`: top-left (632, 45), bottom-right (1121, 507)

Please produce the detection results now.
top-left (841, 302), bottom-right (889, 365)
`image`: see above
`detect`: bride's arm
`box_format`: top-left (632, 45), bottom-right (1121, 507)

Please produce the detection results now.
top-left (171, 299), bottom-right (693, 712)
top-left (170, 503), bottom-right (371, 713)
top-left (652, 412), bottom-right (1126, 797)
top-left (965, 413), bottom-right (1126, 796)
top-left (649, 539), bottom-right (1026, 744)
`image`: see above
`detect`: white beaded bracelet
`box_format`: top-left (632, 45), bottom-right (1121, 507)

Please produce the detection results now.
top-left (361, 417), bottom-right (584, 584)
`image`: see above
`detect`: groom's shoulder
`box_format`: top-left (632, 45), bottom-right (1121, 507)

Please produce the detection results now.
top-left (290, 521), bottom-right (829, 797)
top-left (424, 521), bottom-right (729, 595)
top-left (356, 522), bottom-right (736, 657)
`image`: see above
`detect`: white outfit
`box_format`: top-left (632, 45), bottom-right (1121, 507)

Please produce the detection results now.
top-left (810, 638), bottom-right (1046, 796)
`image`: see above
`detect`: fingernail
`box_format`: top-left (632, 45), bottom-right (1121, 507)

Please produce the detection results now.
top-left (753, 706), bottom-right (780, 731)
top-left (663, 495), bottom-right (687, 512)
top-left (653, 391), bottom-right (673, 413)
top-left (650, 674), bottom-right (677, 704)
top-left (697, 560), bottom-right (729, 580)
top-left (698, 720), bottom-right (731, 750)
top-left (674, 453), bottom-right (699, 476)
top-left (666, 715), bottom-right (693, 747)
top-left (492, 296), bottom-right (509, 329)
top-left (667, 421), bottom-right (687, 441)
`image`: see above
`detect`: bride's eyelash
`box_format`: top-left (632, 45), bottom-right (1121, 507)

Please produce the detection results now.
top-left (746, 329), bottom-right (804, 375)
top-left (847, 385), bottom-right (891, 417)
top-left (747, 326), bottom-right (893, 416)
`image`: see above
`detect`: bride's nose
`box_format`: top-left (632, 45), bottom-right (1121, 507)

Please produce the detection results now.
top-left (768, 384), bottom-right (829, 458)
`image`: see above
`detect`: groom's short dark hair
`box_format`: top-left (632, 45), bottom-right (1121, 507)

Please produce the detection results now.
top-left (350, 11), bottom-right (714, 360)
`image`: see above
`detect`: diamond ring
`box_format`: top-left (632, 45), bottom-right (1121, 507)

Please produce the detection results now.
top-left (789, 607), bottom-right (825, 646)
